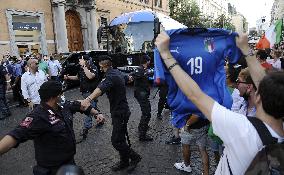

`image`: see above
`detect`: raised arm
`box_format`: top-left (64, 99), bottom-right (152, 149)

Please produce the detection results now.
top-left (155, 32), bottom-right (215, 121)
top-left (235, 34), bottom-right (266, 88)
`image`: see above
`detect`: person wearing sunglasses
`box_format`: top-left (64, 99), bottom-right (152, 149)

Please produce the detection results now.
top-left (21, 59), bottom-right (48, 111)
top-left (234, 68), bottom-right (257, 117)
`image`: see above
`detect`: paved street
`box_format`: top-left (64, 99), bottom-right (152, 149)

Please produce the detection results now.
top-left (0, 86), bottom-right (217, 175)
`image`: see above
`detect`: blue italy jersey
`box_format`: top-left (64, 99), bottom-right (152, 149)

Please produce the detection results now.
top-left (154, 28), bottom-right (242, 128)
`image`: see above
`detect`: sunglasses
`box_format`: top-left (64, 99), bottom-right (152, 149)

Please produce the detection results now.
top-left (236, 79), bottom-right (249, 84)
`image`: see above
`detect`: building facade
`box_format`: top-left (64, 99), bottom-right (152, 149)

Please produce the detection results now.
top-left (231, 14), bottom-right (248, 34)
top-left (195, 0), bottom-right (229, 19)
top-left (271, 0), bottom-right (284, 24)
top-left (0, 0), bottom-right (169, 58)
top-left (256, 16), bottom-right (270, 34)
top-left (0, 0), bottom-right (55, 58)
top-left (52, 0), bottom-right (99, 53)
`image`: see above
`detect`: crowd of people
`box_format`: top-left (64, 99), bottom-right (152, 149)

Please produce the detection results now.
top-left (0, 32), bottom-right (283, 175)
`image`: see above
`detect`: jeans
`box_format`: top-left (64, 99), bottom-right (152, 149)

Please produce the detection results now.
top-left (134, 89), bottom-right (151, 135)
top-left (82, 92), bottom-right (97, 129)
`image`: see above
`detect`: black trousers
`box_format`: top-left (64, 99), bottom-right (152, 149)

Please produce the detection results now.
top-left (12, 78), bottom-right (25, 105)
top-left (111, 112), bottom-right (131, 162)
top-left (157, 84), bottom-right (169, 115)
top-left (0, 84), bottom-right (10, 119)
top-left (134, 89), bottom-right (151, 135)
top-left (33, 159), bottom-right (75, 175)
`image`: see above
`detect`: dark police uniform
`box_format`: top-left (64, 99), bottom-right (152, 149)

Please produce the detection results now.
top-left (97, 68), bottom-right (134, 164)
top-left (8, 101), bottom-right (92, 175)
top-left (0, 64), bottom-right (10, 119)
top-left (77, 64), bottom-right (100, 130)
top-left (78, 64), bottom-right (99, 94)
top-left (157, 82), bottom-right (169, 118)
top-left (131, 65), bottom-right (151, 137)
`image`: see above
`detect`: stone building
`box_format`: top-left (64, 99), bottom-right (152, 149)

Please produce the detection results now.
top-left (0, 0), bottom-right (55, 58)
top-left (0, 0), bottom-right (169, 58)
top-left (52, 0), bottom-right (98, 53)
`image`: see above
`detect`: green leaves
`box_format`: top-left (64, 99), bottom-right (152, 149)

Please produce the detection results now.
top-left (169, 0), bottom-right (235, 31)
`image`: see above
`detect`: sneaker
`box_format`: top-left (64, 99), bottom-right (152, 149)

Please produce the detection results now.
top-left (174, 162), bottom-right (192, 173)
top-left (165, 136), bottom-right (181, 145)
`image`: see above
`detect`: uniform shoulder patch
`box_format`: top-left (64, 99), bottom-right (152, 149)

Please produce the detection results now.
top-left (20, 117), bottom-right (33, 128)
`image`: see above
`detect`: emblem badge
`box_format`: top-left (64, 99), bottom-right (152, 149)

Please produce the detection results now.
top-left (204, 38), bottom-right (215, 53)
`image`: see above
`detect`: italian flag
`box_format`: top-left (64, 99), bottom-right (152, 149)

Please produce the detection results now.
top-left (256, 19), bottom-right (283, 49)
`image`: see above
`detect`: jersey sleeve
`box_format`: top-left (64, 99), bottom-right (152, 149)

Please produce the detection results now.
top-left (154, 48), bottom-right (166, 84)
top-left (224, 32), bottom-right (243, 64)
top-left (8, 113), bottom-right (49, 147)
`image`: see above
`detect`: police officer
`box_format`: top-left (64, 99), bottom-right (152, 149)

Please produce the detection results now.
top-left (130, 55), bottom-right (153, 141)
top-left (0, 81), bottom-right (104, 175)
top-left (82, 56), bottom-right (141, 172)
top-left (64, 55), bottom-right (103, 140)
top-left (0, 62), bottom-right (11, 119)
top-left (157, 82), bottom-right (169, 120)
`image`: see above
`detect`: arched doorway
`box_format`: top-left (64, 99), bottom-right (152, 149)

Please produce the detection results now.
top-left (65, 10), bottom-right (84, 51)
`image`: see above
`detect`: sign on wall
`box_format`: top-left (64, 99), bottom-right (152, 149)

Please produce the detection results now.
top-left (12, 22), bottom-right (41, 31)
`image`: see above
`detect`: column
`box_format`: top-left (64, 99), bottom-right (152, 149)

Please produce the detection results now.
top-left (90, 7), bottom-right (98, 50)
top-left (54, 1), bottom-right (69, 53)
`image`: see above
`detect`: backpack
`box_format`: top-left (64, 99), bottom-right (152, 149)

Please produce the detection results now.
top-left (245, 117), bottom-right (284, 175)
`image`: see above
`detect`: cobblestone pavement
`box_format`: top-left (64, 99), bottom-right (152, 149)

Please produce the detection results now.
top-left (0, 87), bottom-right (217, 175)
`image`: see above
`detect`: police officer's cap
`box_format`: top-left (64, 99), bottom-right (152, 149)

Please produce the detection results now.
top-left (56, 165), bottom-right (85, 175)
top-left (39, 81), bottom-right (63, 101)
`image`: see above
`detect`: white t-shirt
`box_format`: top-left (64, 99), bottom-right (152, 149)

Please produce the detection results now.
top-left (267, 58), bottom-right (282, 70)
top-left (48, 60), bottom-right (62, 76)
top-left (212, 102), bottom-right (284, 175)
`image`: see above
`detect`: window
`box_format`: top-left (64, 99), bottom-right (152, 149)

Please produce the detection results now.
top-left (155, 0), bottom-right (162, 7)
top-left (139, 0), bottom-right (149, 4)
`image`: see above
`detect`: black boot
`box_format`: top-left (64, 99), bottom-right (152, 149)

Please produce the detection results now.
top-left (127, 149), bottom-right (142, 173)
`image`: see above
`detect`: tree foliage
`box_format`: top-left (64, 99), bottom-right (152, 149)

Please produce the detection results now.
top-left (169, 0), bottom-right (236, 31)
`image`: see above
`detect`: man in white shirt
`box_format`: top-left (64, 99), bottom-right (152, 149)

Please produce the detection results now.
top-left (155, 32), bottom-right (284, 174)
top-left (21, 59), bottom-right (47, 110)
top-left (47, 56), bottom-right (62, 81)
